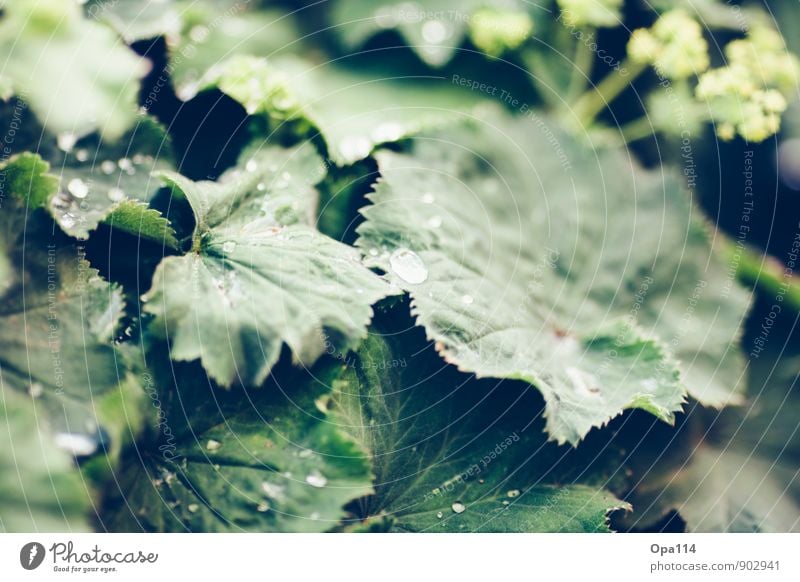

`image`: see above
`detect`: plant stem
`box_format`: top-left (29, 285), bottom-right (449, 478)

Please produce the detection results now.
top-left (567, 35), bottom-right (595, 101)
top-left (523, 50), bottom-right (563, 110)
top-left (573, 59), bottom-right (647, 126)
top-left (619, 116), bottom-right (657, 143)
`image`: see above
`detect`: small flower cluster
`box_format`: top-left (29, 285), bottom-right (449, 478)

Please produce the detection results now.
top-left (696, 27), bottom-right (800, 142)
top-left (468, 8), bottom-right (534, 57)
top-left (627, 10), bottom-right (709, 80)
top-left (557, 0), bottom-right (623, 28)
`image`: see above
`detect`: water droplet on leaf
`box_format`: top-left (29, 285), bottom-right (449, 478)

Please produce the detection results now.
top-left (306, 470), bottom-right (328, 488)
top-left (451, 502), bottom-right (466, 514)
top-left (107, 187), bottom-right (125, 202)
top-left (389, 248), bottom-right (428, 284)
top-left (67, 178), bottom-right (89, 199)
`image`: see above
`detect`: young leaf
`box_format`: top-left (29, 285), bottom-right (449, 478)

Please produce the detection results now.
top-left (0, 0), bottom-right (147, 139)
top-left (0, 119), bottom-right (178, 246)
top-left (166, 1), bottom-right (301, 100)
top-left (101, 358), bottom-right (373, 532)
top-left (329, 0), bottom-right (532, 67)
top-left (143, 143), bottom-right (392, 387)
top-left (196, 55), bottom-right (485, 165)
top-left (357, 109), bottom-right (751, 444)
top-left (332, 317), bottom-right (629, 532)
top-left (0, 387), bottom-right (91, 532)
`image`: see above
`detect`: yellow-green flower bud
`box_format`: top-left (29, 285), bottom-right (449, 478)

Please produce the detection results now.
top-left (557, 0), bottom-right (623, 28)
top-left (626, 10), bottom-right (709, 80)
top-left (469, 8), bottom-right (534, 57)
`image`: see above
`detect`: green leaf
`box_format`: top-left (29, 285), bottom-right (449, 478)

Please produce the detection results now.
top-left (167, 1), bottom-right (301, 100)
top-left (105, 200), bottom-right (179, 249)
top-left (329, 0), bottom-right (529, 67)
top-left (0, 387), bottom-right (91, 532)
top-left (143, 143), bottom-right (392, 387)
top-left (290, 58), bottom-right (486, 165)
top-left (48, 119), bottom-right (178, 244)
top-left (0, 178), bottom-right (142, 461)
top-left (332, 315), bottom-right (629, 532)
top-left (85, 0), bottom-right (180, 43)
top-left (0, 152), bottom-right (59, 208)
top-left (0, 0), bottom-right (147, 139)
top-left (625, 355), bottom-right (800, 532)
top-left (199, 55), bottom-right (485, 165)
top-left (0, 120), bottom-right (178, 246)
top-left (357, 109), bottom-right (751, 444)
top-left (101, 358), bottom-right (373, 532)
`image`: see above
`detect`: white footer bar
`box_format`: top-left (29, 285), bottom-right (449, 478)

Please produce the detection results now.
top-left (1, 533), bottom-right (797, 581)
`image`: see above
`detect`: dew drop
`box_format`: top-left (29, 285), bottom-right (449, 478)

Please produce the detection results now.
top-left (60, 213), bottom-right (77, 229)
top-left (257, 182), bottom-right (266, 191)
top-left (421, 192), bottom-right (435, 204)
top-left (389, 248), bottom-right (428, 284)
top-left (67, 178), bottom-right (89, 199)
top-left (262, 481), bottom-right (286, 500)
top-left (57, 132), bottom-right (77, 152)
top-left (372, 122), bottom-right (405, 142)
top-left (246, 159), bottom-right (258, 172)
top-left (305, 469), bottom-right (328, 488)
top-left (427, 215), bottom-right (443, 228)
top-left (28, 383), bottom-right (44, 398)
top-left (118, 158), bottom-right (134, 175)
top-left (54, 432), bottom-right (99, 457)
top-left (188, 503), bottom-right (199, 513)
top-left (565, 366), bottom-right (601, 397)
top-left (107, 187), bottom-right (125, 202)
top-left (507, 489), bottom-right (521, 498)
top-left (422, 20), bottom-right (449, 43)
top-left (374, 7), bottom-right (396, 28)
top-left (436, 511), bottom-right (443, 519)
top-left (189, 25), bottom-right (210, 43)
top-left (339, 136), bottom-right (372, 160)
top-left (461, 294), bottom-right (474, 305)
top-left (101, 160), bottom-right (116, 175)
top-left (641, 378), bottom-right (658, 391)
top-left (451, 502), bottom-right (466, 514)
top-left (75, 149), bottom-right (89, 162)
top-left (205, 439), bottom-right (221, 451)
top-left (257, 502), bottom-right (270, 512)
